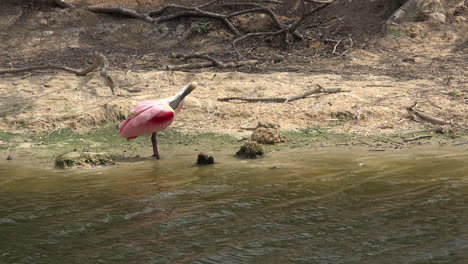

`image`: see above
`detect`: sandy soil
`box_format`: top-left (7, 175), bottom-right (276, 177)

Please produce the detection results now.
top-left (0, 0), bottom-right (467, 140)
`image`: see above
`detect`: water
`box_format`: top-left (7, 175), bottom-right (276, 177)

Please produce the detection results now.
top-left (1, 149), bottom-right (467, 264)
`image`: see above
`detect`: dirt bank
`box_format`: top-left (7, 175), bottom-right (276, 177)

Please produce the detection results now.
top-left (0, 0), bottom-right (467, 165)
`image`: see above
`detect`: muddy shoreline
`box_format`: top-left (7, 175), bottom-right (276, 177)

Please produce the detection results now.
top-left (1, 124), bottom-right (466, 168)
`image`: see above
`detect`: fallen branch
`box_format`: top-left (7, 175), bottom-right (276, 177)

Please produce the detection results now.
top-left (0, 52), bottom-right (115, 95)
top-left (163, 53), bottom-right (258, 70)
top-left (218, 84), bottom-right (347, 103)
top-left (408, 102), bottom-right (447, 125)
top-left (403, 135), bottom-right (432, 142)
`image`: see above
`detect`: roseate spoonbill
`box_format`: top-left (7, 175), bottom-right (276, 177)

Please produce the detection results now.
top-left (119, 82), bottom-right (197, 159)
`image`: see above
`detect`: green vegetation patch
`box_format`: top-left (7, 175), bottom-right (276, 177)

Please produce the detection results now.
top-left (55, 151), bottom-right (113, 169)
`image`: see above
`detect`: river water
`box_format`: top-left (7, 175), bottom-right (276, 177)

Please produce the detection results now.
top-left (1, 149), bottom-right (467, 264)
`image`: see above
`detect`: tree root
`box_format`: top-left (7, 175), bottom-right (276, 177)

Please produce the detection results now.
top-left (86, 6), bottom-right (154, 22)
top-left (0, 52), bottom-right (115, 95)
top-left (218, 84), bottom-right (348, 103)
top-left (163, 53), bottom-right (258, 70)
top-left (80, 0), bottom-right (336, 56)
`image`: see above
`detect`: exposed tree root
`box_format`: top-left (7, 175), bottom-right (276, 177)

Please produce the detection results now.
top-left (0, 52), bottom-right (115, 95)
top-left (163, 53), bottom-right (258, 70)
top-left (218, 84), bottom-right (347, 103)
top-left (76, 0), bottom-right (336, 56)
top-left (86, 6), bottom-right (154, 22)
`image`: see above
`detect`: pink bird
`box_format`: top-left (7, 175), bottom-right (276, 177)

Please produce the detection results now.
top-left (119, 82), bottom-right (197, 159)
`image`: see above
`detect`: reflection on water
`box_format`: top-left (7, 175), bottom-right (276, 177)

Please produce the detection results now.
top-left (0, 149), bottom-right (467, 264)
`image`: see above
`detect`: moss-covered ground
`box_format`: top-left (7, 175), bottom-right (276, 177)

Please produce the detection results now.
top-left (1, 123), bottom-right (466, 168)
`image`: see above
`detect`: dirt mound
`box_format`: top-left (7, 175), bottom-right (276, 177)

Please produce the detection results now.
top-left (0, 0), bottom-right (466, 138)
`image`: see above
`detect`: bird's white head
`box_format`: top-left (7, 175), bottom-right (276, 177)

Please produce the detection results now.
top-left (168, 82), bottom-right (197, 111)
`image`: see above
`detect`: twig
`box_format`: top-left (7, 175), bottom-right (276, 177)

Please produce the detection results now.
top-left (162, 55), bottom-right (258, 70)
top-left (0, 52), bottom-right (115, 94)
top-left (197, 0), bottom-right (223, 9)
top-left (260, 0), bottom-right (283, 4)
top-left (96, 52), bottom-right (115, 95)
top-left (232, 29), bottom-right (286, 57)
top-left (171, 52), bottom-right (224, 67)
top-left (332, 39), bottom-right (342, 54)
top-left (218, 84), bottom-right (348, 102)
top-left (289, 1), bottom-right (335, 37)
top-left (223, 3), bottom-right (283, 29)
top-left (402, 135), bottom-right (432, 142)
top-left (407, 102), bottom-right (447, 125)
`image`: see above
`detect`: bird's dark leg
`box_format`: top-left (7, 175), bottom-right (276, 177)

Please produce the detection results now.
top-left (151, 133), bottom-right (160, 159)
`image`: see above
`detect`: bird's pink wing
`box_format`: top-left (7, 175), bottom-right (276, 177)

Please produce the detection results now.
top-left (119, 101), bottom-right (174, 140)
top-left (131, 100), bottom-right (158, 114)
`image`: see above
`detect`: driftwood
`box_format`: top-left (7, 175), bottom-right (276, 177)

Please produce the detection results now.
top-left (218, 84), bottom-right (347, 103)
top-left (0, 52), bottom-right (115, 95)
top-left (408, 102), bottom-right (447, 125)
top-left (164, 52), bottom-right (258, 70)
top-left (403, 134), bottom-right (432, 142)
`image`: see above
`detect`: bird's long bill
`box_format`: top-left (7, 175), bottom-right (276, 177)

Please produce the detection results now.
top-left (169, 82), bottom-right (197, 110)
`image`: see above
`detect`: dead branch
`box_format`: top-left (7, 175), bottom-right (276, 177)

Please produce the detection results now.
top-left (290, 0), bottom-right (336, 33)
top-left (162, 53), bottom-right (258, 70)
top-left (332, 39), bottom-right (342, 54)
top-left (408, 102), bottom-right (447, 125)
top-left (96, 52), bottom-right (115, 94)
top-left (403, 135), bottom-right (432, 142)
top-left (0, 52), bottom-right (115, 94)
top-left (218, 84), bottom-right (348, 103)
top-left (260, 0), bottom-right (283, 4)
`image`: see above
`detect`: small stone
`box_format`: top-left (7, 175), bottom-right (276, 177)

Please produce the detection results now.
top-left (197, 153), bottom-right (214, 165)
top-left (236, 141), bottom-right (264, 159)
top-left (435, 126), bottom-right (453, 134)
top-left (175, 24), bottom-right (186, 36)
